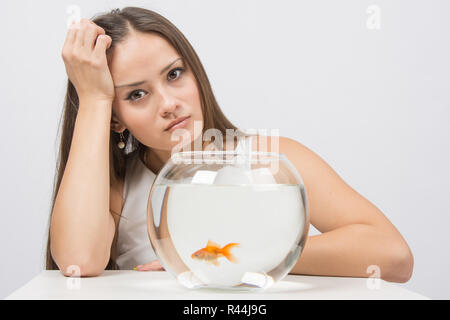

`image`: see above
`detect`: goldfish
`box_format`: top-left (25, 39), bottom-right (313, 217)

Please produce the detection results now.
top-left (191, 240), bottom-right (240, 266)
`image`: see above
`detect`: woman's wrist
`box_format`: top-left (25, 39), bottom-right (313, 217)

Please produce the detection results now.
top-left (78, 95), bottom-right (113, 110)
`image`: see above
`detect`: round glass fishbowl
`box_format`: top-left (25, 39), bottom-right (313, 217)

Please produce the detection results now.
top-left (147, 150), bottom-right (310, 291)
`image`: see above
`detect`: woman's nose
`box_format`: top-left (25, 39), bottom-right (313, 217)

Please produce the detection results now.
top-left (157, 88), bottom-right (178, 116)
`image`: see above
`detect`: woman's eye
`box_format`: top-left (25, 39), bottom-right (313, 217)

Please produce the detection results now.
top-left (126, 89), bottom-right (147, 102)
top-left (168, 67), bottom-right (184, 81)
top-left (125, 68), bottom-right (184, 102)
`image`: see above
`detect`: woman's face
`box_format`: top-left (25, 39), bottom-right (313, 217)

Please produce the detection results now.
top-left (109, 31), bottom-right (203, 151)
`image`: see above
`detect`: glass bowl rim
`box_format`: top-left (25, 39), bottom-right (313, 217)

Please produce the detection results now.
top-left (170, 150), bottom-right (287, 160)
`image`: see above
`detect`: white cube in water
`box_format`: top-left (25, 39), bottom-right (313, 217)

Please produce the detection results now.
top-left (213, 165), bottom-right (253, 185)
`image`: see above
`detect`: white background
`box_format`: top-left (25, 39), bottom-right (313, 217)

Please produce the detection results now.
top-left (0, 0), bottom-right (448, 299)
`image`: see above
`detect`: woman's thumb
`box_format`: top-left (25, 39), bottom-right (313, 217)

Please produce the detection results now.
top-left (95, 34), bottom-right (112, 52)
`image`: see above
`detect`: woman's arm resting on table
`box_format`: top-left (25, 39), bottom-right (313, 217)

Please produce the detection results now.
top-left (276, 136), bottom-right (414, 283)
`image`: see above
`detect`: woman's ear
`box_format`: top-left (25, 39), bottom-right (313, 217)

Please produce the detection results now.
top-left (110, 112), bottom-right (126, 133)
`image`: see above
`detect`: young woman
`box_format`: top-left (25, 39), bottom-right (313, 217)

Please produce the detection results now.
top-left (47, 7), bottom-right (413, 282)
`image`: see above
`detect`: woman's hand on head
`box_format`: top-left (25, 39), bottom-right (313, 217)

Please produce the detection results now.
top-left (134, 260), bottom-right (165, 271)
top-left (61, 18), bottom-right (115, 104)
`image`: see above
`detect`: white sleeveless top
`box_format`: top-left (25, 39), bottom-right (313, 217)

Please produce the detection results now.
top-left (116, 135), bottom-right (253, 269)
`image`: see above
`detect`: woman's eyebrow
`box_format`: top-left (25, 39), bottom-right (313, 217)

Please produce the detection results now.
top-left (159, 57), bottom-right (182, 75)
top-left (114, 80), bottom-right (147, 89)
top-left (114, 57), bottom-right (183, 89)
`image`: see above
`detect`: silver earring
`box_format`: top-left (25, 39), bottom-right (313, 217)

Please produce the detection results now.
top-left (118, 132), bottom-right (125, 149)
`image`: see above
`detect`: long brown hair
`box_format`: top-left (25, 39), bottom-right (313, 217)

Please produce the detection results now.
top-left (45, 7), bottom-right (254, 270)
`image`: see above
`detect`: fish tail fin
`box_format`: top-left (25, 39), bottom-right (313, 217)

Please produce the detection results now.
top-left (221, 243), bottom-right (240, 263)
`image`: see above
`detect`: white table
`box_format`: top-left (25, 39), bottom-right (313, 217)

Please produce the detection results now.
top-left (5, 270), bottom-right (429, 300)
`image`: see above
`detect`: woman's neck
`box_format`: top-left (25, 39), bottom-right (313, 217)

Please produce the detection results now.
top-left (142, 136), bottom-right (241, 174)
top-left (143, 148), bottom-right (168, 175)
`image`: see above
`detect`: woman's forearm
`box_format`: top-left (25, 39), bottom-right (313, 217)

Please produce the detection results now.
top-left (289, 223), bottom-right (413, 283)
top-left (50, 98), bottom-right (115, 276)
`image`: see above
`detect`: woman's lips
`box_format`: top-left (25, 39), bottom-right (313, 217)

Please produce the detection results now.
top-left (165, 116), bottom-right (190, 132)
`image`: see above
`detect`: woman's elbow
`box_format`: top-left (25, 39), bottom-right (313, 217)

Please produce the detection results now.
top-left (383, 245), bottom-right (414, 283)
top-left (58, 261), bottom-right (106, 277)
top-left (55, 254), bottom-right (109, 277)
